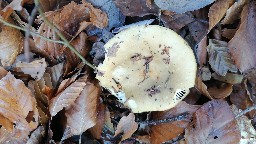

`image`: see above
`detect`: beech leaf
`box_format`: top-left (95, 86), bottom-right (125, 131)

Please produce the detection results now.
top-left (0, 72), bottom-right (39, 139)
top-left (114, 113), bottom-right (138, 141)
top-left (221, 0), bottom-right (248, 25)
top-left (46, 62), bottom-right (63, 88)
top-left (208, 0), bottom-right (235, 30)
top-left (0, 18), bottom-right (23, 66)
top-left (228, 1), bottom-right (256, 72)
top-left (185, 99), bottom-right (241, 144)
top-left (15, 58), bottom-right (47, 80)
top-left (49, 75), bottom-right (87, 116)
top-left (207, 39), bottom-right (237, 76)
top-left (34, 1), bottom-right (107, 60)
top-left (64, 80), bottom-right (100, 137)
top-left (86, 0), bottom-right (125, 30)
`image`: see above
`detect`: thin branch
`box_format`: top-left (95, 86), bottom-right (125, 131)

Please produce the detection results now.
top-left (34, 0), bottom-right (96, 70)
top-left (0, 18), bottom-right (65, 44)
top-left (138, 112), bottom-right (189, 125)
top-left (24, 5), bottom-right (39, 62)
top-left (235, 104), bottom-right (256, 119)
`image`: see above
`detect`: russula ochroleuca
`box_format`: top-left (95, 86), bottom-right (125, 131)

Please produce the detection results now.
top-left (96, 25), bottom-right (197, 113)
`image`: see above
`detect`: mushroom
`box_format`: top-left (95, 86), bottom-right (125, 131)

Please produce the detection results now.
top-left (96, 25), bottom-right (197, 113)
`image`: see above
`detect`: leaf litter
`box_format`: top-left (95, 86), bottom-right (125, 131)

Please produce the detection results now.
top-left (0, 0), bottom-right (256, 143)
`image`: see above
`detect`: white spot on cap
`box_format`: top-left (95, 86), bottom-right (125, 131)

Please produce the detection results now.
top-left (127, 99), bottom-right (137, 109)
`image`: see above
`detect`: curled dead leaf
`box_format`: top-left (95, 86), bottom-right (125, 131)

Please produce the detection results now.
top-left (208, 0), bottom-right (235, 30)
top-left (114, 113), bottom-right (138, 141)
top-left (221, 28), bottom-right (237, 40)
top-left (0, 18), bottom-right (23, 67)
top-left (221, 0), bottom-right (248, 25)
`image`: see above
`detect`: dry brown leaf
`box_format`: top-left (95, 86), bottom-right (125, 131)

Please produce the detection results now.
top-left (188, 20), bottom-right (208, 42)
top-left (244, 68), bottom-right (256, 103)
top-left (0, 18), bottom-right (23, 67)
top-left (0, 66), bottom-right (8, 79)
top-left (28, 78), bottom-right (51, 124)
top-left (89, 102), bottom-right (106, 139)
top-left (230, 84), bottom-right (255, 118)
top-left (195, 77), bottom-right (213, 99)
top-left (0, 127), bottom-right (27, 143)
top-left (1, 0), bottom-right (29, 19)
top-left (222, 0), bottom-right (248, 25)
top-left (34, 1), bottom-right (107, 60)
top-left (185, 99), bottom-right (241, 144)
top-left (83, 1), bottom-right (108, 29)
top-left (26, 126), bottom-right (45, 144)
top-left (0, 72), bottom-right (39, 140)
top-left (86, 0), bottom-right (125, 30)
top-left (196, 37), bottom-right (207, 67)
top-left (207, 39), bottom-right (237, 76)
top-left (113, 0), bottom-right (159, 17)
top-left (64, 80), bottom-right (100, 137)
top-left (212, 72), bottom-right (243, 84)
top-left (207, 81), bottom-right (233, 99)
top-left (228, 1), bottom-right (256, 72)
top-left (46, 62), bottom-right (63, 88)
top-left (39, 0), bottom-right (57, 12)
top-left (15, 58), bottom-right (47, 80)
top-left (49, 75), bottom-right (88, 116)
top-left (150, 101), bottom-right (199, 144)
top-left (221, 28), bottom-right (237, 40)
top-left (231, 105), bottom-right (256, 143)
top-left (208, 0), bottom-right (235, 31)
top-left (114, 113), bottom-right (138, 141)
top-left (161, 12), bottom-right (194, 32)
top-left (63, 32), bottom-right (90, 75)
top-left (56, 74), bottom-right (78, 95)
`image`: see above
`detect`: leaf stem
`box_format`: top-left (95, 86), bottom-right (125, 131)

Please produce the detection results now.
top-left (0, 18), bottom-right (65, 45)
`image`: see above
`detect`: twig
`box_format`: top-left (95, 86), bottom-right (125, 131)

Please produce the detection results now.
top-left (138, 112), bottom-right (189, 125)
top-left (24, 5), bottom-right (39, 62)
top-left (34, 0), bottom-right (96, 70)
top-left (235, 104), bottom-right (256, 119)
top-left (0, 18), bottom-right (65, 44)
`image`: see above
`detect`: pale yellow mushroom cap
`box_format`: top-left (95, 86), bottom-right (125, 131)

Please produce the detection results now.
top-left (96, 25), bottom-right (197, 113)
